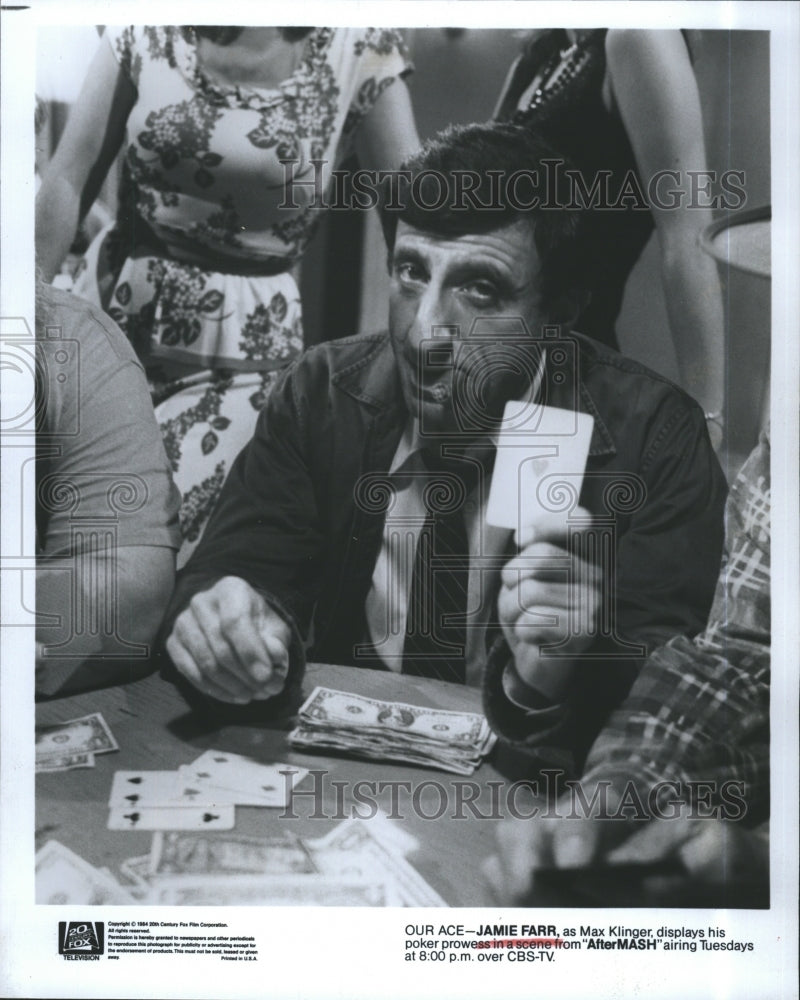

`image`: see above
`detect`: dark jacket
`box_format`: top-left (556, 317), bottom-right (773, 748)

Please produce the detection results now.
top-left (161, 330), bottom-right (727, 762)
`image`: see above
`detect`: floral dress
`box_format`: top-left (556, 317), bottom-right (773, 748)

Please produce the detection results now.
top-left (73, 25), bottom-right (411, 563)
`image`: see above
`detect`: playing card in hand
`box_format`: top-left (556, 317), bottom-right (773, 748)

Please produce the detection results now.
top-left (486, 402), bottom-right (594, 532)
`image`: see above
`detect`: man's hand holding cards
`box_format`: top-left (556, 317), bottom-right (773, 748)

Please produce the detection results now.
top-left (487, 401), bottom-right (597, 706)
top-left (498, 512), bottom-right (601, 701)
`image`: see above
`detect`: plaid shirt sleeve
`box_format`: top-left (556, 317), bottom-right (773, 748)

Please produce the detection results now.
top-left (581, 430), bottom-right (770, 820)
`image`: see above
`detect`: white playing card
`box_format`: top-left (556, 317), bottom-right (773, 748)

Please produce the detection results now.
top-left (174, 767), bottom-right (284, 807)
top-left (109, 771), bottom-right (181, 808)
top-left (107, 805), bottom-right (235, 831)
top-left (183, 750), bottom-right (308, 805)
top-left (486, 402), bottom-right (594, 531)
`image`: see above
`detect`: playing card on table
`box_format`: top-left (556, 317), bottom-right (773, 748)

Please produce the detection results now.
top-left (180, 750), bottom-right (308, 806)
top-left (109, 768), bottom-right (254, 810)
top-left (108, 805), bottom-right (235, 831)
top-left (486, 402), bottom-right (594, 532)
top-left (109, 771), bottom-right (182, 808)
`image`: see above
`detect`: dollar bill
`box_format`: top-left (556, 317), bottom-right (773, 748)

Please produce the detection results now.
top-left (297, 687), bottom-right (489, 745)
top-left (306, 819), bottom-right (446, 907)
top-left (149, 831), bottom-right (317, 876)
top-left (148, 874), bottom-right (391, 906)
top-left (119, 854), bottom-right (153, 889)
top-left (36, 751), bottom-right (95, 772)
top-left (36, 712), bottom-right (118, 771)
top-left (35, 840), bottom-right (135, 905)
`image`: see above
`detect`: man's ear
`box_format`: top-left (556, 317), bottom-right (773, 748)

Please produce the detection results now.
top-left (549, 289), bottom-right (591, 328)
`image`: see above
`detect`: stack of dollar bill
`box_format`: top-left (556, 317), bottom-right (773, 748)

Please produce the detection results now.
top-left (288, 687), bottom-right (496, 775)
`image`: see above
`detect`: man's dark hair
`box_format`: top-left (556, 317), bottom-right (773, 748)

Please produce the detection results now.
top-left (381, 122), bottom-right (589, 313)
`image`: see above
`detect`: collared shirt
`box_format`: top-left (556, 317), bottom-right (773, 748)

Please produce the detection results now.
top-left (580, 430), bottom-right (770, 816)
top-left (363, 419), bottom-right (511, 686)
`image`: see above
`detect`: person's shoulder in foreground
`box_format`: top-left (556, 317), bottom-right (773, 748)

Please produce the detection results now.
top-left (38, 282), bottom-right (142, 367)
top-left (36, 283), bottom-right (181, 698)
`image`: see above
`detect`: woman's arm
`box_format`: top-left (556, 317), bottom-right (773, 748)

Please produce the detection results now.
top-left (354, 77), bottom-right (420, 172)
top-left (606, 29), bottom-right (725, 446)
top-left (35, 37), bottom-right (135, 281)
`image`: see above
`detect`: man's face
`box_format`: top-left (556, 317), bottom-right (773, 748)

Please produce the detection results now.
top-left (388, 220), bottom-right (548, 440)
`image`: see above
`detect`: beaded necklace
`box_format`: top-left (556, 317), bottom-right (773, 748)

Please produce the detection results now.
top-left (517, 32), bottom-right (594, 113)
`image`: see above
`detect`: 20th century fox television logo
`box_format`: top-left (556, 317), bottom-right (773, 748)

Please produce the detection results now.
top-left (58, 921), bottom-right (104, 960)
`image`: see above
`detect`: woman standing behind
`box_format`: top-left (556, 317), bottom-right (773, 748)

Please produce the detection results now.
top-left (495, 29), bottom-right (725, 447)
top-left (36, 25), bottom-right (419, 555)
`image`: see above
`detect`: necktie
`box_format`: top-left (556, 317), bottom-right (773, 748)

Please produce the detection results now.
top-left (402, 476), bottom-right (470, 683)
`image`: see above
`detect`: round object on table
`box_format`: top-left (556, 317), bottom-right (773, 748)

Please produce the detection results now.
top-left (701, 205), bottom-right (771, 278)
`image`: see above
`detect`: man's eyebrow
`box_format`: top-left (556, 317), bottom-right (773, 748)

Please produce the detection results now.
top-left (390, 245), bottom-right (428, 267)
top-left (448, 258), bottom-right (517, 293)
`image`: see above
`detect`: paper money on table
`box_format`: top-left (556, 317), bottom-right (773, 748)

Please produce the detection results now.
top-left (125, 815), bottom-right (440, 906)
top-left (35, 840), bottom-right (136, 905)
top-left (356, 809), bottom-right (419, 857)
top-left (36, 712), bottom-right (118, 773)
top-left (306, 819), bottom-right (446, 907)
top-left (36, 751), bottom-right (96, 772)
top-left (149, 830), bottom-right (316, 877)
top-left (288, 687), bottom-right (496, 775)
top-left (119, 854), bottom-right (153, 892)
top-left (148, 874), bottom-right (392, 906)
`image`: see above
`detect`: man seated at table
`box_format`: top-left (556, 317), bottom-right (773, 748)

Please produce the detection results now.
top-left (160, 122), bottom-right (727, 766)
top-left (36, 283), bottom-right (181, 697)
top-left (487, 430), bottom-right (770, 902)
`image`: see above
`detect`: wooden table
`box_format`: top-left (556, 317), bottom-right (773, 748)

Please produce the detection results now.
top-left (36, 664), bottom-right (511, 906)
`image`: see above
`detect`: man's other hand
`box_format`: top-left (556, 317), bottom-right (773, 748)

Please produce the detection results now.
top-left (485, 790), bottom-right (768, 904)
top-left (166, 576), bottom-right (291, 704)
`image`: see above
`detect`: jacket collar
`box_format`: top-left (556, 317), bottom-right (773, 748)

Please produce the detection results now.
top-left (578, 381), bottom-right (616, 458)
top-left (330, 332), bottom-right (401, 413)
top-left (330, 330), bottom-right (616, 459)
